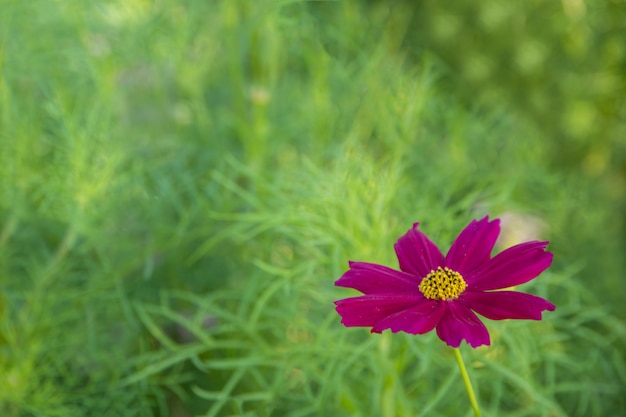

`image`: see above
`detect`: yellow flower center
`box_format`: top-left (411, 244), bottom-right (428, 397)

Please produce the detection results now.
top-left (419, 266), bottom-right (467, 300)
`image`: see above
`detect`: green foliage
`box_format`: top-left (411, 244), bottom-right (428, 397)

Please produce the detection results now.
top-left (0, 0), bottom-right (624, 416)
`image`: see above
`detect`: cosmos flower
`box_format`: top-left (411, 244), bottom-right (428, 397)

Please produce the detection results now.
top-left (334, 217), bottom-right (555, 348)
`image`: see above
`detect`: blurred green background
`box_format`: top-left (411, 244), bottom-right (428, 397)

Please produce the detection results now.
top-left (0, 0), bottom-right (625, 416)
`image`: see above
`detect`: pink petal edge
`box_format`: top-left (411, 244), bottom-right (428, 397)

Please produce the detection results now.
top-left (466, 241), bottom-right (553, 290)
top-left (394, 223), bottom-right (444, 277)
top-left (461, 290), bottom-right (555, 320)
top-left (335, 294), bottom-right (423, 328)
top-left (445, 217), bottom-right (501, 275)
top-left (435, 302), bottom-right (491, 348)
top-left (371, 298), bottom-right (445, 334)
top-left (335, 261), bottom-right (420, 295)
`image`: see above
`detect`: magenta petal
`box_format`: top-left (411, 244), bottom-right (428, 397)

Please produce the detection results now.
top-left (334, 294), bottom-right (423, 327)
top-left (435, 302), bottom-right (490, 348)
top-left (335, 262), bottom-right (419, 294)
top-left (467, 241), bottom-right (553, 291)
top-left (371, 298), bottom-right (445, 334)
top-left (394, 223), bottom-right (444, 277)
top-left (461, 290), bottom-right (555, 320)
top-left (445, 217), bottom-right (500, 275)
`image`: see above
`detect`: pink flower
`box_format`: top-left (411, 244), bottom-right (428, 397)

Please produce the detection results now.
top-left (334, 217), bottom-right (555, 348)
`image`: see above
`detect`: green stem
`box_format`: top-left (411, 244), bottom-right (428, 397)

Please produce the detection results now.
top-left (453, 347), bottom-right (481, 417)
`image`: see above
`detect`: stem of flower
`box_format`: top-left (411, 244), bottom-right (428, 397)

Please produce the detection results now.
top-left (453, 347), bottom-right (481, 417)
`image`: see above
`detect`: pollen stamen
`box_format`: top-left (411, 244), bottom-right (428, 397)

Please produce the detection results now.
top-left (419, 266), bottom-right (467, 300)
